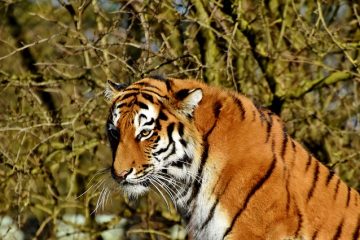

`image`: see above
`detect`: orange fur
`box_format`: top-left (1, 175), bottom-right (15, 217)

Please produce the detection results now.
top-left (106, 77), bottom-right (360, 240)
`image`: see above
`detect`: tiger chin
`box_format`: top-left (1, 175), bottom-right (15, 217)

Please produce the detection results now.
top-left (104, 77), bottom-right (360, 240)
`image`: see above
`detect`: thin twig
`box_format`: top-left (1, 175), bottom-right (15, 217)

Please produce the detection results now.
top-left (317, 0), bottom-right (359, 73)
top-left (0, 34), bottom-right (60, 61)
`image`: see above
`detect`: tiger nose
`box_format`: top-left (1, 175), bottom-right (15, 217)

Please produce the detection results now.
top-left (111, 168), bottom-right (132, 182)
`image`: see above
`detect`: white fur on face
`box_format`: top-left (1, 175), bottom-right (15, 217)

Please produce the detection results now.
top-left (122, 184), bottom-right (149, 199)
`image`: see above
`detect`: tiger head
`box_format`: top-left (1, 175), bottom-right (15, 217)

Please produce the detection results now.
top-left (105, 78), bottom-right (204, 199)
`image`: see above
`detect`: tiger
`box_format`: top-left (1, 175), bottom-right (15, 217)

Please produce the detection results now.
top-left (104, 76), bottom-right (360, 240)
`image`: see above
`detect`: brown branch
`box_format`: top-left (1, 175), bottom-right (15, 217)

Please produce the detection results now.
top-left (286, 71), bottom-right (353, 99)
top-left (5, 4), bottom-right (59, 123)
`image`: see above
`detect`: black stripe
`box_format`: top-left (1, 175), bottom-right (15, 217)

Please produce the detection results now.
top-left (265, 115), bottom-right (273, 143)
top-left (167, 123), bottom-right (175, 141)
top-left (346, 186), bottom-right (351, 207)
top-left (165, 79), bottom-right (172, 92)
top-left (311, 230), bottom-right (318, 240)
top-left (120, 92), bottom-right (137, 101)
top-left (117, 103), bottom-right (126, 109)
top-left (141, 93), bottom-right (154, 103)
top-left (189, 142), bottom-right (209, 204)
top-left (170, 154), bottom-right (191, 167)
top-left (213, 101), bottom-right (222, 118)
top-left (142, 89), bottom-right (168, 99)
top-left (305, 154), bottom-right (312, 172)
top-left (178, 123), bottom-right (184, 137)
top-left (123, 88), bottom-right (167, 100)
top-left (200, 179), bottom-right (231, 231)
top-left (281, 127), bottom-right (288, 159)
top-left (294, 207), bottom-right (303, 237)
top-left (158, 110), bottom-right (168, 120)
top-left (232, 96), bottom-right (245, 120)
top-left (133, 81), bottom-right (161, 91)
top-left (307, 161), bottom-right (320, 201)
top-left (170, 158), bottom-right (184, 168)
top-left (334, 179), bottom-right (341, 200)
top-left (223, 156), bottom-right (277, 238)
top-left (137, 101), bottom-right (148, 109)
top-left (252, 110), bottom-right (256, 121)
top-left (143, 118), bottom-right (154, 126)
top-left (113, 94), bottom-right (123, 103)
top-left (123, 87), bottom-right (148, 92)
top-left (352, 215), bottom-right (360, 240)
top-left (142, 163), bottom-right (153, 168)
top-left (285, 180), bottom-right (291, 213)
top-left (155, 119), bottom-right (162, 131)
top-left (146, 78), bottom-right (173, 92)
top-left (180, 139), bottom-right (187, 147)
top-left (153, 142), bottom-right (172, 156)
top-left (258, 108), bottom-right (266, 124)
top-left (175, 89), bottom-right (190, 100)
top-left (290, 140), bottom-right (296, 168)
top-left (331, 219), bottom-right (344, 240)
top-left (121, 87), bottom-right (140, 92)
top-left (326, 170), bottom-right (335, 186)
top-left (200, 199), bottom-right (220, 231)
top-left (163, 143), bottom-right (176, 161)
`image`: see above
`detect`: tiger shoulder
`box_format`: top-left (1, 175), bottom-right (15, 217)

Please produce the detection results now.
top-left (104, 77), bottom-right (360, 240)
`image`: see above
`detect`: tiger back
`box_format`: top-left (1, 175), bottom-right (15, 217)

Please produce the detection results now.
top-left (105, 77), bottom-right (360, 240)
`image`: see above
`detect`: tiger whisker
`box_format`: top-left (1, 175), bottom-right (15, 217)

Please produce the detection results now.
top-left (76, 174), bottom-right (108, 199)
top-left (148, 177), bottom-right (171, 210)
top-left (155, 173), bottom-right (184, 188)
top-left (151, 176), bottom-right (178, 209)
top-left (104, 187), bottom-right (112, 210)
top-left (92, 186), bottom-right (106, 215)
top-left (86, 167), bottom-right (111, 186)
top-left (152, 174), bottom-right (186, 208)
top-left (155, 174), bottom-right (187, 198)
top-left (150, 177), bottom-right (175, 206)
top-left (91, 174), bottom-right (114, 215)
top-left (76, 167), bottom-right (110, 199)
top-left (156, 166), bottom-right (201, 184)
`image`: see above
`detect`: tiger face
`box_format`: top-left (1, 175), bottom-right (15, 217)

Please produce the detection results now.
top-left (105, 79), bottom-right (203, 199)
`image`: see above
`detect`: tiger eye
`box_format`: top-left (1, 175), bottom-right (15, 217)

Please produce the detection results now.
top-left (140, 129), bottom-right (151, 137)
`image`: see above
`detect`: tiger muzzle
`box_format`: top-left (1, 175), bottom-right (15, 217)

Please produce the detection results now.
top-left (111, 168), bottom-right (131, 183)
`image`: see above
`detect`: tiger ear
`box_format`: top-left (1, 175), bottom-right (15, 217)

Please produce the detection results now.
top-left (175, 88), bottom-right (203, 116)
top-left (104, 80), bottom-right (128, 102)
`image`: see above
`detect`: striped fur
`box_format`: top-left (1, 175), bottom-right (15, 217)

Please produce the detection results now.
top-left (105, 77), bottom-right (360, 240)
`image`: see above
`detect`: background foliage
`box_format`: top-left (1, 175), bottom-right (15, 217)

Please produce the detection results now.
top-left (0, 0), bottom-right (359, 239)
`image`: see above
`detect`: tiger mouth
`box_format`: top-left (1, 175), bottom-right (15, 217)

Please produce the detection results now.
top-left (122, 179), bottom-right (150, 187)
